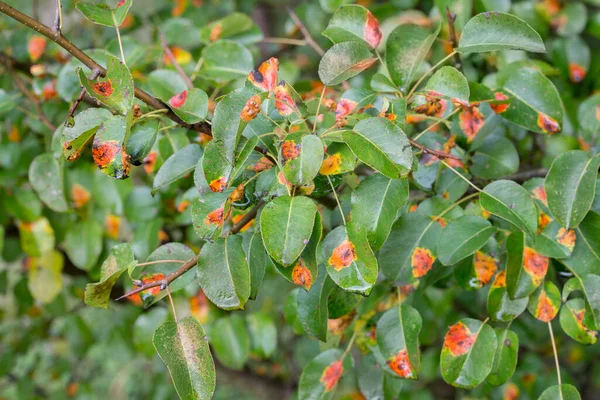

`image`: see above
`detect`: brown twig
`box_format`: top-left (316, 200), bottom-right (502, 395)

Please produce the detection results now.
top-left (445, 6), bottom-right (462, 71)
top-left (66, 69), bottom-right (101, 122)
top-left (228, 199), bottom-right (265, 236)
top-left (287, 8), bottom-right (324, 57)
top-left (158, 30), bottom-right (193, 89)
top-left (408, 138), bottom-right (460, 161)
top-left (505, 168), bottom-right (548, 182)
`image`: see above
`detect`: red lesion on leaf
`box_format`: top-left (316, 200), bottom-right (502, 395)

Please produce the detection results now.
top-left (320, 360), bottom-right (343, 392)
top-left (411, 247), bottom-right (435, 278)
top-left (523, 247), bottom-right (549, 285)
top-left (573, 309), bottom-right (599, 340)
top-left (492, 270), bottom-right (507, 288)
top-left (350, 57), bottom-right (377, 73)
top-left (28, 36), bottom-right (47, 61)
top-left (8, 125), bottom-right (20, 143)
top-left (143, 151), bottom-right (157, 174)
top-left (240, 94), bottom-right (262, 122)
top-left (91, 79), bottom-right (114, 97)
top-left (556, 228), bottom-right (576, 251)
top-left (320, 153), bottom-right (342, 175)
top-left (292, 259), bottom-right (313, 290)
top-left (387, 349), bottom-right (413, 378)
top-left (209, 23), bottom-right (222, 42)
top-left (409, 204), bottom-right (418, 213)
top-left (251, 156), bottom-right (274, 172)
top-left (169, 91), bottom-right (188, 108)
top-left (277, 171), bottom-right (293, 188)
top-left (538, 212), bottom-right (552, 232)
top-left (459, 106), bottom-right (485, 142)
top-left (443, 322), bottom-right (478, 357)
top-left (92, 140), bottom-right (120, 169)
top-left (43, 80), bottom-right (58, 100)
top-left (177, 200), bottom-right (191, 213)
top-left (204, 207), bottom-right (224, 226)
top-left (104, 214), bottom-right (121, 239)
top-left (116, 0), bottom-right (126, 7)
top-left (414, 96), bottom-right (442, 117)
top-left (364, 11), bottom-right (382, 48)
top-left (248, 57), bottom-right (279, 92)
top-left (473, 251), bottom-right (498, 287)
top-left (140, 273), bottom-right (166, 297)
top-left (335, 99), bottom-right (358, 121)
top-left (430, 216), bottom-right (447, 228)
top-left (569, 63), bottom-right (586, 83)
top-left (596, 104), bottom-right (600, 122)
top-left (281, 140), bottom-right (301, 163)
top-left (274, 81), bottom-right (296, 116)
top-left (535, 289), bottom-right (558, 322)
top-left (209, 177), bottom-right (228, 192)
top-left (537, 113), bottom-right (560, 134)
top-left (71, 183), bottom-right (91, 209)
top-left (329, 239), bottom-right (357, 271)
top-left (532, 185), bottom-right (547, 205)
top-left (490, 92), bottom-right (509, 114)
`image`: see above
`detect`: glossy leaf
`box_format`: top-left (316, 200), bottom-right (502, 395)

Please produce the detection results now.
top-left (92, 115), bottom-right (132, 179)
top-left (560, 298), bottom-right (598, 345)
top-left (153, 316), bottom-right (216, 400)
top-left (61, 108), bottom-right (112, 161)
top-left (201, 40), bottom-right (254, 82)
top-left (166, 88), bottom-right (209, 124)
top-left (127, 119), bottom-right (159, 165)
top-left (487, 271), bottom-right (529, 322)
top-left (64, 220), bottom-right (103, 271)
top-left (437, 216), bottom-right (495, 266)
top-left (29, 153), bottom-right (69, 212)
top-left (506, 231), bottom-right (549, 299)
top-left (76, 0), bottom-right (132, 27)
top-left (322, 4), bottom-right (382, 49)
top-left (480, 180), bottom-right (538, 235)
top-left (545, 151), bottom-right (600, 229)
top-left (486, 328), bottom-right (518, 386)
top-left (318, 41), bottom-right (376, 86)
top-left (423, 66), bottom-right (469, 105)
top-left (199, 12), bottom-right (263, 44)
top-left (85, 244), bottom-right (136, 308)
top-left (211, 314), bottom-right (251, 370)
top-left (197, 236), bottom-right (250, 310)
top-left (297, 265), bottom-right (335, 341)
top-left (343, 117), bottom-right (412, 179)
top-left (527, 280), bottom-right (561, 322)
top-left (246, 313), bottom-right (277, 358)
top-left (319, 142), bottom-right (357, 176)
top-left (440, 318), bottom-right (497, 389)
top-left (457, 12), bottom-right (545, 53)
top-left (153, 144), bottom-right (202, 193)
top-left (27, 250), bottom-right (63, 304)
top-left (298, 349), bottom-right (351, 400)
top-left (538, 384), bottom-right (581, 400)
top-left (470, 136), bottom-right (519, 179)
top-left (279, 134), bottom-right (324, 186)
top-left (243, 231), bottom-right (269, 299)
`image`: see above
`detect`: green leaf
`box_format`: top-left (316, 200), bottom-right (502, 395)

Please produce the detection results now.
top-left (27, 250), bottom-right (63, 304)
top-left (197, 235), bottom-right (250, 310)
top-left (298, 349), bottom-right (352, 399)
top-left (438, 216), bottom-right (496, 266)
top-left (350, 174), bottom-right (408, 251)
top-left (470, 136), bottom-right (519, 179)
top-left (199, 12), bottom-right (263, 44)
top-left (343, 117), bottom-right (412, 179)
top-left (0, 89), bottom-right (15, 115)
top-left (147, 70), bottom-right (188, 100)
top-left (78, 53), bottom-right (134, 115)
top-left (487, 270), bottom-right (529, 322)
top-left (280, 134), bottom-right (324, 186)
top-left (76, 0), bottom-right (132, 27)
top-left (211, 314), bottom-right (251, 370)
top-left (386, 23), bottom-right (440, 92)
top-left (127, 119), bottom-right (159, 165)
top-left (376, 304), bottom-right (422, 379)
top-left (480, 180), bottom-right (538, 235)
top-left (85, 243), bottom-right (136, 308)
top-left (560, 299), bottom-right (598, 345)
top-left (297, 265), bottom-right (335, 341)
top-left (538, 384), bottom-right (582, 400)
top-left (322, 222), bottom-right (378, 295)
top-left (28, 153), bottom-right (69, 212)
top-left (527, 280), bottom-right (561, 322)
top-left (506, 231), bottom-right (549, 299)
top-left (260, 195), bottom-right (317, 266)
top-left (423, 66), bottom-right (470, 105)
top-left (92, 114), bottom-right (132, 179)
top-left (191, 191), bottom-right (231, 240)
top-left (454, 243), bottom-right (500, 290)
top-left (244, 231), bottom-right (268, 300)
top-left (318, 41), bottom-right (376, 86)
top-left (64, 220), bottom-right (103, 271)
top-left (153, 316), bottom-right (216, 400)
top-left (247, 313), bottom-right (277, 358)
top-left (134, 307), bottom-right (168, 357)
top-left (545, 151), bottom-right (600, 230)
top-left (322, 4), bottom-right (382, 49)
top-left (61, 108), bottom-right (112, 161)
top-left (534, 221), bottom-right (574, 259)
top-left (18, 217), bottom-right (54, 257)
top-left (153, 144), bottom-right (203, 193)
top-left (440, 319), bottom-right (497, 389)
top-left (457, 12), bottom-right (545, 53)
top-left (499, 67), bottom-right (563, 134)
top-left (201, 40), bottom-right (254, 82)
top-left (486, 328), bottom-right (518, 387)
top-left (166, 88), bottom-right (209, 124)
top-left (319, 142), bottom-right (358, 176)
top-left (578, 94), bottom-right (600, 140)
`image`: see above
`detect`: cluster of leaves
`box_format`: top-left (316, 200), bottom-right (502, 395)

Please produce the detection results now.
top-left (2, 0), bottom-right (600, 399)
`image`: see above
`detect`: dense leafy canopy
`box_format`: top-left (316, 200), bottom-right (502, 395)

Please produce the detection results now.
top-left (1, 0), bottom-right (600, 399)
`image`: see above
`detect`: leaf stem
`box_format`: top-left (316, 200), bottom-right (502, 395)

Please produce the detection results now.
top-left (287, 8), bottom-right (324, 56)
top-left (548, 321), bottom-right (563, 397)
top-left (112, 13), bottom-right (126, 66)
top-left (440, 159), bottom-right (481, 192)
top-left (412, 108), bottom-right (461, 141)
top-left (262, 37), bottom-right (307, 46)
top-left (136, 260), bottom-right (187, 267)
top-left (159, 30), bottom-right (193, 89)
top-left (326, 175), bottom-right (346, 226)
top-left (166, 286), bottom-right (178, 324)
top-left (437, 192), bottom-right (479, 219)
top-left (312, 85), bottom-right (327, 133)
top-left (407, 51), bottom-right (457, 99)
top-left (341, 330), bottom-right (358, 360)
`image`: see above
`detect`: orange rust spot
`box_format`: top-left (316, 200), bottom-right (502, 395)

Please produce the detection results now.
top-left (209, 177), bottom-right (227, 192)
top-left (67, 382), bottom-right (79, 397)
top-left (411, 247), bottom-right (434, 278)
top-left (274, 82), bottom-right (295, 116)
top-left (443, 322), bottom-right (477, 357)
top-left (281, 140), bottom-right (301, 163)
top-left (443, 135), bottom-right (457, 154)
top-left (322, 98), bottom-right (336, 111)
top-left (204, 207), bottom-right (224, 225)
top-left (335, 99), bottom-right (358, 120)
top-left (537, 113), bottom-right (560, 134)
top-left (8, 125), bottom-right (20, 142)
top-left (28, 36), bottom-right (47, 61)
top-left (248, 57), bottom-right (279, 92)
top-left (230, 184), bottom-right (245, 202)
top-left (441, 191), bottom-right (450, 200)
top-left (231, 213), bottom-right (253, 232)
top-left (163, 47), bottom-right (191, 66)
top-left (579, 137), bottom-right (591, 151)
top-left (573, 309), bottom-right (598, 339)
top-left (364, 11), bottom-right (382, 48)
top-left (596, 104), bottom-right (600, 122)
top-left (71, 183), bottom-right (91, 208)
top-left (320, 153), bottom-right (342, 175)
top-left (92, 140), bottom-right (120, 169)
top-left (556, 228), bottom-right (576, 251)
top-left (140, 273), bottom-right (166, 296)
top-left (177, 200), bottom-right (191, 213)
top-left (409, 204), bottom-right (418, 212)
top-left (251, 156), bottom-right (274, 172)
top-left (532, 186), bottom-right (547, 205)
top-left (492, 270), bottom-right (507, 288)
top-left (169, 91), bottom-right (187, 108)
top-left (459, 106), bottom-right (485, 142)
top-left (414, 96), bottom-right (442, 116)
top-left (490, 92), bottom-right (509, 114)
top-left (523, 247), bottom-right (549, 285)
top-left (503, 382), bottom-right (520, 400)
top-left (209, 23), bottom-right (222, 42)
top-left (128, 292), bottom-right (143, 306)
top-left (190, 289), bottom-right (209, 324)
top-left (430, 216), bottom-right (447, 228)
top-left (535, 289), bottom-right (558, 322)
top-left (385, 113), bottom-right (397, 122)
top-left (104, 214), bottom-right (121, 239)
top-left (474, 251), bottom-right (497, 287)
top-left (350, 57), bottom-right (376, 72)
top-left (277, 171), bottom-right (292, 188)
top-left (320, 360), bottom-right (343, 392)
top-left (143, 152), bottom-right (157, 174)
top-left (172, 0), bottom-right (186, 16)
top-left (240, 95), bottom-right (262, 122)
top-left (292, 259), bottom-right (313, 290)
top-left (158, 229), bottom-right (169, 242)
top-left (569, 63), bottom-right (586, 83)
top-left (91, 79), bottom-right (114, 97)
top-left (538, 212), bottom-right (552, 232)
top-left (43, 80), bottom-right (57, 100)
top-left (406, 114), bottom-right (426, 124)
top-left (329, 239), bottom-right (357, 271)
top-left (387, 349), bottom-right (412, 378)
